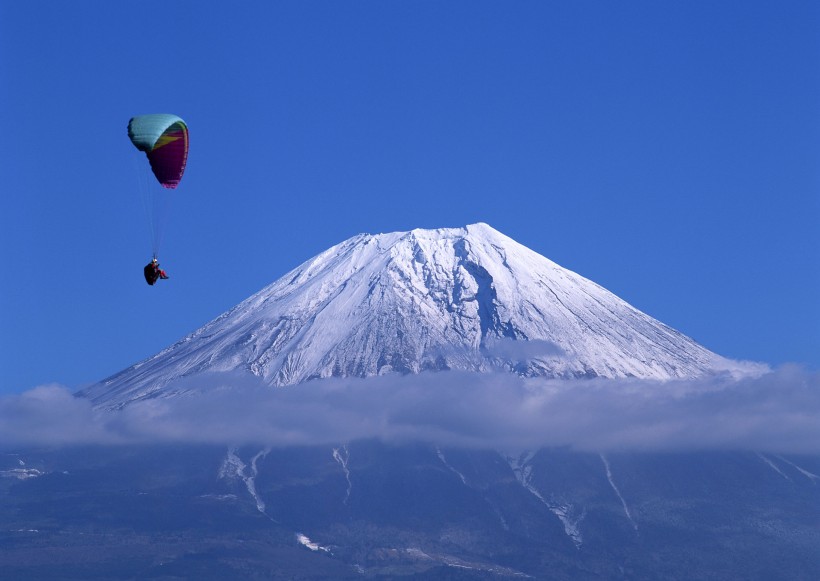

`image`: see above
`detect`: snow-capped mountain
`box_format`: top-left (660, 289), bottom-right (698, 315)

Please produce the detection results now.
top-left (82, 223), bottom-right (755, 407)
top-left (18, 224), bottom-right (814, 579)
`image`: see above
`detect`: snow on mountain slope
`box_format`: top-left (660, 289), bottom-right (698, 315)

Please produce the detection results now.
top-left (81, 223), bottom-right (758, 408)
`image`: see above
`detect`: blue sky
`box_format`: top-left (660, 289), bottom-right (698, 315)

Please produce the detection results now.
top-left (1, 1), bottom-right (817, 394)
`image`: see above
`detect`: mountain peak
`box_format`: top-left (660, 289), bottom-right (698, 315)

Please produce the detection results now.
top-left (82, 224), bottom-right (760, 408)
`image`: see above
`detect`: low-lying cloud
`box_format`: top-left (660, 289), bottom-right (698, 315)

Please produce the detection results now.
top-left (2, 366), bottom-right (818, 453)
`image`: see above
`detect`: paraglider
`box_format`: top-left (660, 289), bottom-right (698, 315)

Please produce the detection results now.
top-left (127, 114), bottom-right (189, 285)
top-left (143, 258), bottom-right (169, 286)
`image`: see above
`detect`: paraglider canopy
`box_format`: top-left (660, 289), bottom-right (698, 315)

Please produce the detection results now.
top-left (127, 114), bottom-right (189, 188)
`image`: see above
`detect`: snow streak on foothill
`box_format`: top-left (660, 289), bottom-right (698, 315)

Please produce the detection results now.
top-left (332, 445), bottom-right (352, 504)
top-left (600, 454), bottom-right (638, 532)
top-left (220, 447), bottom-right (272, 518)
top-left (507, 451), bottom-right (585, 547)
top-left (436, 447), bottom-right (468, 485)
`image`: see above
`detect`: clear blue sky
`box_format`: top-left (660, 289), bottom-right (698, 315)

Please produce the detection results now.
top-left (1, 1), bottom-right (817, 394)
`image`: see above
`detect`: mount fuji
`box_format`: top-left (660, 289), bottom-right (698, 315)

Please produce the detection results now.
top-left (81, 223), bottom-right (757, 408)
top-left (8, 225), bottom-right (816, 580)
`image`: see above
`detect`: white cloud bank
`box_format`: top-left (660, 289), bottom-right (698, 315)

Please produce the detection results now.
top-left (1, 366), bottom-right (818, 453)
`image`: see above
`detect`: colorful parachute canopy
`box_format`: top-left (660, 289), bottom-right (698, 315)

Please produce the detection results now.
top-left (127, 114), bottom-right (189, 189)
